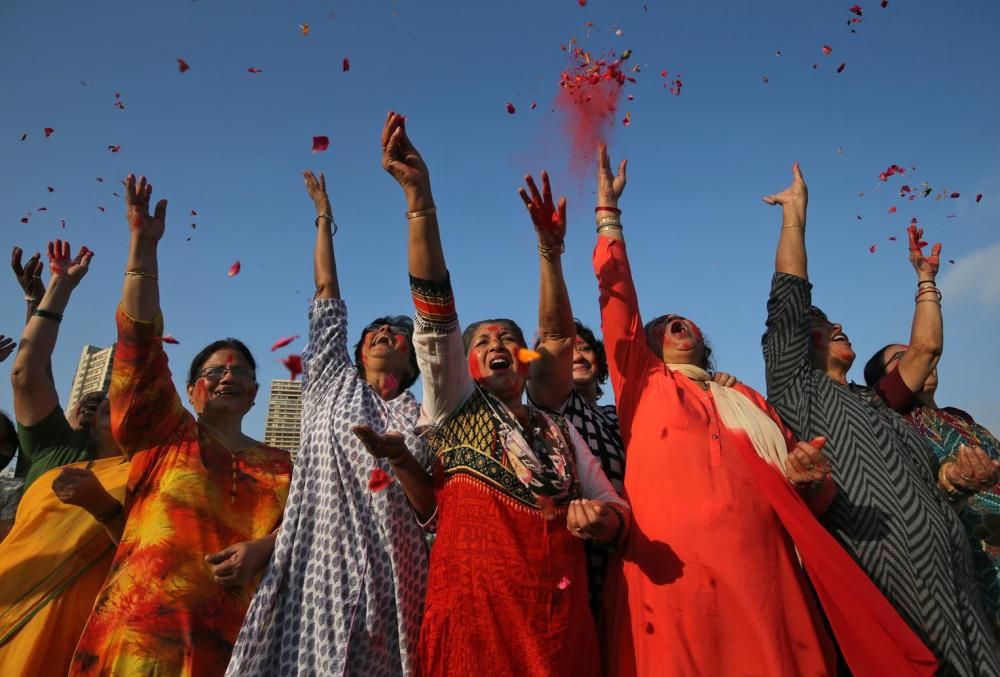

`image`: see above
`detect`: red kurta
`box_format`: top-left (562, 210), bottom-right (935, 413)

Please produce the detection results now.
top-left (595, 238), bottom-right (835, 675)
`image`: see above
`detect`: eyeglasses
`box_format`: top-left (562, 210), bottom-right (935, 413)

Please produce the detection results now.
top-left (363, 316), bottom-right (413, 336)
top-left (199, 365), bottom-right (256, 381)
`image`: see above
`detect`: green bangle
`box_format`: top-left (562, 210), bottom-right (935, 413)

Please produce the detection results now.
top-left (33, 308), bottom-right (63, 323)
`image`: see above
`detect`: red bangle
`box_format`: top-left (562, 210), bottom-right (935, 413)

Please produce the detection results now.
top-left (595, 206), bottom-right (621, 214)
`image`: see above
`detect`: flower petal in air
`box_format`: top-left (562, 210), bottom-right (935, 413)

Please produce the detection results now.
top-left (44, 127), bottom-right (55, 138)
top-left (368, 468), bottom-right (394, 492)
top-left (849, 4), bottom-right (863, 16)
top-left (270, 335), bottom-right (299, 351)
top-left (342, 58), bottom-right (350, 72)
top-left (869, 244), bottom-right (877, 253)
top-left (312, 136), bottom-right (330, 152)
top-left (177, 58), bottom-right (190, 73)
top-left (822, 45), bottom-right (832, 55)
top-left (282, 354), bottom-right (303, 380)
top-left (975, 193), bottom-right (983, 203)
top-left (506, 102), bottom-right (516, 114)
top-left (228, 260), bottom-right (241, 277)
top-left (161, 335), bottom-right (180, 344)
top-left (517, 348), bottom-right (542, 364)
top-left (557, 576), bottom-right (572, 590)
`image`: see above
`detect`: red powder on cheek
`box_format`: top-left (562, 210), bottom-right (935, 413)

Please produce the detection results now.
top-left (468, 350), bottom-right (484, 381)
top-left (688, 322), bottom-right (703, 342)
top-left (393, 333), bottom-right (408, 352)
top-left (192, 379), bottom-right (209, 410)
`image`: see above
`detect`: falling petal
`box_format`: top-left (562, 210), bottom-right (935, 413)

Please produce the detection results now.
top-left (228, 260), bottom-right (241, 277)
top-left (299, 23), bottom-right (309, 35)
top-left (849, 4), bottom-right (863, 16)
top-left (881, 0), bottom-right (888, 6)
top-left (97, 206), bottom-right (105, 212)
top-left (775, 49), bottom-right (782, 56)
top-left (161, 335), bottom-right (180, 344)
top-left (530, 101), bottom-right (538, 109)
top-left (44, 127), bottom-right (55, 138)
top-left (60, 219), bottom-right (66, 228)
top-left (177, 58), bottom-right (190, 73)
top-left (762, 75), bottom-right (769, 84)
top-left (247, 67), bottom-right (263, 73)
top-left (517, 348), bottom-right (543, 364)
top-left (836, 63), bottom-right (846, 73)
top-left (506, 102), bottom-right (516, 114)
top-left (557, 576), bottom-right (572, 590)
top-left (888, 236), bottom-right (897, 241)
top-left (976, 193), bottom-right (983, 203)
top-left (822, 45), bottom-right (832, 55)
top-left (191, 209), bottom-right (198, 216)
top-left (20, 133), bottom-right (27, 141)
top-left (342, 57), bottom-right (350, 72)
top-left (856, 215), bottom-right (862, 220)
top-left (19, 217), bottom-right (28, 224)
top-left (312, 135), bottom-right (330, 152)
top-left (836, 146), bottom-right (844, 155)
top-left (37, 207), bottom-right (47, 212)
top-left (888, 206), bottom-right (897, 214)
top-left (948, 259), bottom-right (955, 264)
top-left (622, 111), bottom-right (631, 126)
top-left (96, 177), bottom-right (103, 182)
top-left (949, 192), bottom-right (960, 198)
top-left (47, 186), bottom-right (55, 192)
top-left (869, 244), bottom-right (877, 253)
top-left (368, 467), bottom-right (394, 492)
top-left (578, 0), bottom-right (586, 6)
top-left (282, 354), bottom-right (303, 380)
top-left (108, 145), bottom-right (121, 153)
top-left (270, 335), bottom-right (299, 351)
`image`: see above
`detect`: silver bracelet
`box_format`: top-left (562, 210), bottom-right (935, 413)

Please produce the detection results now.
top-left (315, 214), bottom-right (338, 235)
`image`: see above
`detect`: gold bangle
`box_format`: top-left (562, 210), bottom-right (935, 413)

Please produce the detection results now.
top-left (406, 206), bottom-right (437, 220)
top-left (597, 216), bottom-right (622, 228)
top-left (597, 224), bottom-right (623, 236)
top-left (125, 269), bottom-right (158, 281)
top-left (537, 242), bottom-right (565, 259)
top-left (781, 224), bottom-right (805, 229)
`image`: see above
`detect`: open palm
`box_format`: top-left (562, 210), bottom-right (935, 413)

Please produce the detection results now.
top-left (125, 174), bottom-right (167, 241)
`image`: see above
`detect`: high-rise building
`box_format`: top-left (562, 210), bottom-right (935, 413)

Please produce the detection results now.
top-left (263, 378), bottom-right (302, 461)
top-left (66, 345), bottom-right (115, 414)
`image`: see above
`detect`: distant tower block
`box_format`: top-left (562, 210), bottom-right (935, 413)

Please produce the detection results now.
top-left (66, 345), bottom-right (115, 414)
top-left (263, 378), bottom-right (302, 462)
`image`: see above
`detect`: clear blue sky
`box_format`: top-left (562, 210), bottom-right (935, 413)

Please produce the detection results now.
top-left (2, 0), bottom-right (998, 442)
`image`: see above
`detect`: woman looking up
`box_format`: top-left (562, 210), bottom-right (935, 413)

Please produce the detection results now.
top-left (382, 112), bottom-right (629, 677)
top-left (762, 162), bottom-right (999, 673)
top-left (70, 175), bottom-right (292, 677)
top-left (227, 169), bottom-right (432, 677)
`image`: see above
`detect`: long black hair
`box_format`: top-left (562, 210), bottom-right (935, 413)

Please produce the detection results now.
top-left (863, 344), bottom-right (897, 388)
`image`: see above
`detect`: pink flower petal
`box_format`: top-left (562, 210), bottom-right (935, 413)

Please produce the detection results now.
top-left (342, 57), bottom-right (350, 72)
top-left (247, 67), bottom-right (263, 74)
top-left (822, 45), bottom-right (832, 55)
top-left (43, 127), bottom-right (54, 138)
top-left (177, 58), bottom-right (190, 73)
top-left (270, 335), bottom-right (299, 351)
top-left (282, 354), bottom-right (303, 380)
top-left (368, 467), bottom-right (394, 492)
top-left (312, 135), bottom-right (330, 152)
top-left (506, 102), bottom-right (516, 114)
top-left (557, 576), bottom-right (572, 590)
top-left (161, 335), bottom-right (180, 344)
top-left (228, 260), bottom-right (241, 277)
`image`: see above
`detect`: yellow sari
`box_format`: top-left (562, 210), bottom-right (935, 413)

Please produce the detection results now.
top-left (0, 456), bottom-right (129, 675)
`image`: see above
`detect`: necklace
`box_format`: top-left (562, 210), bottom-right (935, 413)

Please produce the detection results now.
top-left (197, 418), bottom-right (250, 504)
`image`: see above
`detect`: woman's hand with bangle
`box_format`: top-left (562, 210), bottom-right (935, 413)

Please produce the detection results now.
top-left (518, 171), bottom-right (566, 251)
top-left (567, 498), bottom-right (619, 543)
top-left (381, 111), bottom-right (434, 210)
top-left (906, 224), bottom-right (940, 282)
top-left (11, 246), bottom-right (45, 302)
top-left (596, 144), bottom-right (627, 216)
top-left (944, 445), bottom-right (999, 494)
top-left (125, 174), bottom-right (167, 242)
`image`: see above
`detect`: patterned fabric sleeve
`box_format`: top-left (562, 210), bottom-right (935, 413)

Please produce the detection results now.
top-left (410, 273), bottom-right (474, 427)
top-left (592, 237), bottom-right (655, 433)
top-left (763, 272), bottom-right (814, 408)
top-left (110, 305), bottom-right (193, 459)
top-left (301, 297), bottom-right (351, 391)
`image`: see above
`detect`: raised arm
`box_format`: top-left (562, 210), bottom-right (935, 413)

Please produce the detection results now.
top-left (304, 171), bottom-right (340, 300)
top-left (519, 172), bottom-right (574, 410)
top-left (382, 111), bottom-right (445, 283)
top-left (893, 225), bottom-right (943, 392)
top-left (122, 175), bottom-right (165, 321)
top-left (11, 240), bottom-right (93, 426)
top-left (763, 162), bottom-right (808, 280)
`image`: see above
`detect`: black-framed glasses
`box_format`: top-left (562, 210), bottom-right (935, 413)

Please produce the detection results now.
top-left (199, 365), bottom-right (256, 381)
top-left (363, 316), bottom-right (413, 336)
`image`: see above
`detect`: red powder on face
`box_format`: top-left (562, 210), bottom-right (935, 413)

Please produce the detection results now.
top-left (556, 48), bottom-right (634, 175)
top-left (468, 349), bottom-right (484, 381)
top-left (393, 333), bottom-right (408, 353)
top-left (192, 378), bottom-right (209, 410)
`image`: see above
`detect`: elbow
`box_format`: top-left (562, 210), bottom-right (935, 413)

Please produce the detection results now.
top-left (908, 341), bottom-right (943, 361)
top-left (9, 362), bottom-right (31, 394)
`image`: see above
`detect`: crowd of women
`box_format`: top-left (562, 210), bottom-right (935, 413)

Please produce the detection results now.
top-left (0, 111), bottom-right (998, 676)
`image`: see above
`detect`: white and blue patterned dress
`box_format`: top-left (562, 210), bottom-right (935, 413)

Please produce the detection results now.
top-left (226, 298), bottom-right (430, 676)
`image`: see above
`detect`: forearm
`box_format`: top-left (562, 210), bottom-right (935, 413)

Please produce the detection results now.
top-left (530, 253), bottom-right (575, 408)
top-left (907, 275), bottom-right (942, 355)
top-left (406, 187), bottom-right (447, 282)
top-left (389, 451), bottom-right (437, 521)
top-left (313, 216), bottom-right (340, 300)
top-left (14, 279), bottom-right (73, 374)
top-left (122, 235), bottom-right (160, 321)
top-left (775, 223), bottom-right (807, 280)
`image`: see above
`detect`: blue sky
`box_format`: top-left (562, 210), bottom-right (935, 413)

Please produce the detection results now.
top-left (1, 0), bottom-right (998, 443)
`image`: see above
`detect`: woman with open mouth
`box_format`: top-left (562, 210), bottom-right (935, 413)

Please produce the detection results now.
top-left (763, 162), bottom-right (998, 674)
top-left (227, 169), bottom-right (433, 677)
top-left (382, 111), bottom-right (629, 677)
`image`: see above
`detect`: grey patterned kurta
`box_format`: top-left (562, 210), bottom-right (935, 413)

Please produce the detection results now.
top-left (764, 272), bottom-right (1000, 675)
top-left (226, 298), bottom-right (430, 676)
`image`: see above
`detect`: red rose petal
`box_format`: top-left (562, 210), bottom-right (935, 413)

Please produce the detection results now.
top-left (228, 260), bottom-right (241, 277)
top-left (247, 67), bottom-right (263, 74)
top-left (869, 244), bottom-right (878, 253)
top-left (20, 133), bottom-right (27, 141)
top-left (97, 206), bottom-right (105, 212)
top-left (557, 576), bottom-right (571, 590)
top-left (888, 236), bottom-right (897, 241)
top-left (96, 177), bottom-right (103, 182)
top-left (368, 467), bottom-right (394, 492)
top-left (506, 102), bottom-right (516, 114)
top-left (976, 193), bottom-right (983, 203)
top-left (948, 259), bottom-right (955, 264)
top-left (342, 57), bottom-right (350, 72)
top-left (177, 58), bottom-right (190, 73)
top-left (47, 186), bottom-right (55, 192)
top-left (60, 219), bottom-right (66, 228)
top-left (20, 217), bottom-right (29, 224)
top-left (312, 135), bottom-right (330, 153)
top-left (270, 335), bottom-right (299, 351)
top-left (881, 0), bottom-right (888, 7)
top-left (849, 4), bottom-right (863, 16)
top-left (949, 192), bottom-right (960, 198)
top-left (281, 354), bottom-right (303, 380)
top-left (578, 0), bottom-right (587, 6)
top-left (43, 127), bottom-right (54, 138)
top-left (888, 206), bottom-right (896, 214)
top-left (622, 111), bottom-right (631, 126)
top-left (530, 101), bottom-right (537, 109)
top-left (108, 145), bottom-right (121, 153)
top-left (822, 45), bottom-right (832, 55)
top-left (191, 209), bottom-right (198, 216)
top-left (161, 335), bottom-right (180, 344)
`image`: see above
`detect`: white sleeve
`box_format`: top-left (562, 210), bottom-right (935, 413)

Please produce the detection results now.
top-left (413, 315), bottom-right (475, 428)
top-left (567, 422), bottom-right (628, 508)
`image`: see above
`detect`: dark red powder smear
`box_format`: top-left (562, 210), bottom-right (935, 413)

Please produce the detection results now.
top-left (282, 354), bottom-right (303, 380)
top-left (556, 47), bottom-right (636, 175)
top-left (467, 350), bottom-right (483, 382)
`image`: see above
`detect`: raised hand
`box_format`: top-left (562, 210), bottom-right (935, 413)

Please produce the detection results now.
top-left (381, 111), bottom-right (431, 198)
top-left (785, 437), bottom-right (832, 486)
top-left (352, 425), bottom-right (408, 462)
top-left (303, 170), bottom-right (333, 217)
top-left (597, 144), bottom-right (627, 208)
top-left (125, 174), bottom-right (167, 241)
top-left (47, 240), bottom-right (94, 289)
top-left (907, 224), bottom-right (941, 278)
top-left (0, 335), bottom-right (14, 362)
top-left (946, 445), bottom-right (999, 493)
top-left (11, 247), bottom-right (45, 300)
top-left (518, 171), bottom-right (566, 247)
top-left (763, 162), bottom-right (808, 228)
